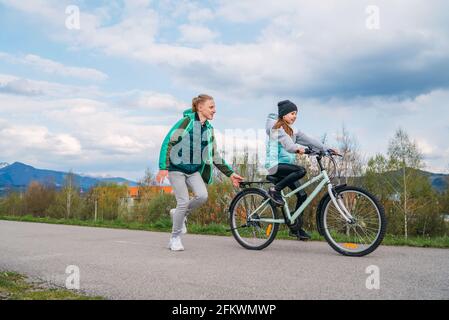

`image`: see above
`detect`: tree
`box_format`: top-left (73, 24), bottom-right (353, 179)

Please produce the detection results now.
top-left (133, 169), bottom-right (160, 223)
top-left (0, 191), bottom-right (25, 216)
top-left (336, 125), bottom-right (364, 185)
top-left (364, 154), bottom-right (392, 201)
top-left (387, 128), bottom-right (424, 239)
top-left (64, 171), bottom-right (77, 219)
top-left (46, 172), bottom-right (84, 219)
top-left (24, 181), bottom-right (56, 217)
top-left (139, 168), bottom-right (155, 186)
top-left (90, 183), bottom-right (128, 221)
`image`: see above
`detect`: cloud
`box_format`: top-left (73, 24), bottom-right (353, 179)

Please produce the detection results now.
top-left (53, 0), bottom-right (447, 102)
top-left (24, 54), bottom-right (107, 81)
top-left (0, 124), bottom-right (82, 157)
top-left (0, 78), bottom-right (44, 96)
top-left (0, 74), bottom-right (102, 98)
top-left (62, 1), bottom-right (449, 99)
top-left (1, 0), bottom-right (448, 177)
top-left (0, 95), bottom-right (171, 178)
top-left (187, 7), bottom-right (214, 23)
top-left (0, 52), bottom-right (108, 81)
top-left (119, 91), bottom-right (187, 112)
top-left (178, 24), bottom-right (218, 43)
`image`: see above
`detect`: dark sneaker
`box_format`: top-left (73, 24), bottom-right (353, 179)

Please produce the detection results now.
top-left (289, 228), bottom-right (311, 241)
top-left (268, 187), bottom-right (285, 206)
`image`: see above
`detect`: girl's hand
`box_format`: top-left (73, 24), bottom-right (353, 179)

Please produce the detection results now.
top-left (329, 148), bottom-right (341, 156)
top-left (230, 173), bottom-right (244, 187)
top-left (296, 148), bottom-right (306, 155)
top-left (156, 170), bottom-right (169, 184)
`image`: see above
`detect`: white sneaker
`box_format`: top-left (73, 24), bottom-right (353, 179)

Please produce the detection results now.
top-left (169, 208), bottom-right (187, 234)
top-left (169, 236), bottom-right (184, 251)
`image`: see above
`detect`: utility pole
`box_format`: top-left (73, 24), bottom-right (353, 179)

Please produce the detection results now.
top-left (94, 199), bottom-right (98, 222)
top-left (67, 176), bottom-right (72, 219)
top-left (65, 172), bottom-right (74, 220)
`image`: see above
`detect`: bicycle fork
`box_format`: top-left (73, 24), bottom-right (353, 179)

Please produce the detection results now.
top-left (327, 184), bottom-right (356, 224)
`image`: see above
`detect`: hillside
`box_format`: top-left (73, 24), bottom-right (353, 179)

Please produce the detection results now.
top-left (0, 162), bottom-right (137, 195)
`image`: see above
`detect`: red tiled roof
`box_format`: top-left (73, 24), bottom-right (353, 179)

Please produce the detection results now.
top-left (127, 186), bottom-right (173, 198)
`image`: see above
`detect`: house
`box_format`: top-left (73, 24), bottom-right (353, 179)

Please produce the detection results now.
top-left (127, 186), bottom-right (173, 199)
top-left (125, 185), bottom-right (173, 208)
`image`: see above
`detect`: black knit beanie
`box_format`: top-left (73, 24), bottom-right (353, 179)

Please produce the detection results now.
top-left (278, 100), bottom-right (298, 118)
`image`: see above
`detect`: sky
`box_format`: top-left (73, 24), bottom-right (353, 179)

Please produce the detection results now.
top-left (0, 0), bottom-right (448, 181)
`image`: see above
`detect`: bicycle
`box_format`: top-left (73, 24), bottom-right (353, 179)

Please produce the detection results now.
top-left (228, 149), bottom-right (387, 257)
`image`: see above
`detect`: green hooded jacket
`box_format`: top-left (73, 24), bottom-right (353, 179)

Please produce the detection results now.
top-left (158, 108), bottom-right (234, 184)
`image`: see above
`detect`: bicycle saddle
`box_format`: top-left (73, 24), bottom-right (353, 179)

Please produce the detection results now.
top-left (266, 175), bottom-right (282, 184)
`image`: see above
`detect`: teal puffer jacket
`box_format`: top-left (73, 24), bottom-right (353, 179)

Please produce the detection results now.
top-left (265, 113), bottom-right (329, 170)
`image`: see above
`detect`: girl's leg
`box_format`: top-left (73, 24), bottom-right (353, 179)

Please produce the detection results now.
top-left (287, 179), bottom-right (308, 212)
top-left (286, 178), bottom-right (310, 240)
top-left (168, 171), bottom-right (191, 238)
top-left (268, 164), bottom-right (306, 206)
top-left (273, 164), bottom-right (306, 191)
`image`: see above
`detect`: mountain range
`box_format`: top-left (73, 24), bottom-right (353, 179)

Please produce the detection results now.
top-left (0, 161), bottom-right (447, 197)
top-left (0, 162), bottom-right (137, 196)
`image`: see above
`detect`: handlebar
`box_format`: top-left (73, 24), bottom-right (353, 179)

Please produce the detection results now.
top-left (304, 148), bottom-right (342, 158)
top-left (303, 148), bottom-right (342, 180)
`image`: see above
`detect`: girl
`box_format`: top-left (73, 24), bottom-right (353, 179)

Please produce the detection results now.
top-left (156, 94), bottom-right (244, 251)
top-left (265, 100), bottom-right (339, 240)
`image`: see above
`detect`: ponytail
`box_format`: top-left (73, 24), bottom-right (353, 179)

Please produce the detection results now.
top-left (273, 118), bottom-right (294, 137)
top-left (192, 94), bottom-right (213, 112)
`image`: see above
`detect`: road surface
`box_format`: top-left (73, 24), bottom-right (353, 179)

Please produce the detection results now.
top-left (0, 220), bottom-right (448, 299)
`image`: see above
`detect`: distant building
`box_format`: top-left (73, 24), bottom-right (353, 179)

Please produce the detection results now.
top-left (127, 186), bottom-right (173, 199)
top-left (125, 185), bottom-right (173, 208)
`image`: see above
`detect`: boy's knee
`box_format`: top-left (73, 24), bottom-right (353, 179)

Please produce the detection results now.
top-left (176, 201), bottom-right (189, 210)
top-left (197, 192), bottom-right (208, 204)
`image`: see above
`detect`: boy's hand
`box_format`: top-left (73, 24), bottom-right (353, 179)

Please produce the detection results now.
top-left (230, 173), bottom-right (244, 187)
top-left (156, 170), bottom-right (168, 184)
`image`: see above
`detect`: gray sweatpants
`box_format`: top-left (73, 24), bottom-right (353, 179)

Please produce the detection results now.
top-left (168, 171), bottom-right (208, 237)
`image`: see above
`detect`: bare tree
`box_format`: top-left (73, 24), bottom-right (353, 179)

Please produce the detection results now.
top-left (388, 128), bottom-right (424, 239)
top-left (336, 125), bottom-right (364, 185)
top-left (64, 171), bottom-right (76, 219)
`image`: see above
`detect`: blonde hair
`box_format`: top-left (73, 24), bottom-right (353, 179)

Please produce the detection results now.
top-left (192, 94), bottom-right (214, 112)
top-left (273, 118), bottom-right (294, 137)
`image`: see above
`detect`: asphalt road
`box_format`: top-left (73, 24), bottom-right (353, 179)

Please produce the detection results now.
top-left (0, 220), bottom-right (448, 300)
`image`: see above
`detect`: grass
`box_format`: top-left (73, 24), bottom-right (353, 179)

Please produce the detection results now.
top-left (0, 271), bottom-right (103, 300)
top-left (1, 215), bottom-right (448, 248)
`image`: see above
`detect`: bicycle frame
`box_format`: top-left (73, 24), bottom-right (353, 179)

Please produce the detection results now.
top-left (248, 169), bottom-right (355, 225)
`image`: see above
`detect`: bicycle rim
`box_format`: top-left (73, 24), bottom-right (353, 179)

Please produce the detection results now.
top-left (231, 191), bottom-right (277, 249)
top-left (323, 189), bottom-right (384, 255)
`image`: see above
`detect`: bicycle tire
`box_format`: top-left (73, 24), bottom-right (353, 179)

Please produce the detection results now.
top-left (319, 185), bottom-right (387, 257)
top-left (229, 188), bottom-right (280, 250)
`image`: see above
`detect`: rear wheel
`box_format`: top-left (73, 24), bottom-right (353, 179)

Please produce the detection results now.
top-left (319, 186), bottom-right (386, 257)
top-left (229, 188), bottom-right (280, 250)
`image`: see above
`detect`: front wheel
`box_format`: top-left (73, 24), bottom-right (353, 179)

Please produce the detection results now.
top-left (229, 188), bottom-right (280, 250)
top-left (319, 186), bottom-right (387, 257)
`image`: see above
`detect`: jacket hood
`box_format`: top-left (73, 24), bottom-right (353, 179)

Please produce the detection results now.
top-left (182, 108), bottom-right (212, 128)
top-left (183, 108), bottom-right (194, 117)
top-left (266, 113), bottom-right (278, 135)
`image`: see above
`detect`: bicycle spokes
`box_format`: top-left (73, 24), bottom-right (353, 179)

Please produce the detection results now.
top-left (230, 190), bottom-right (279, 250)
top-left (323, 189), bottom-right (385, 255)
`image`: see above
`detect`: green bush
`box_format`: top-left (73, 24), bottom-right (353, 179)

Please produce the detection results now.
top-left (144, 192), bottom-right (176, 224)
